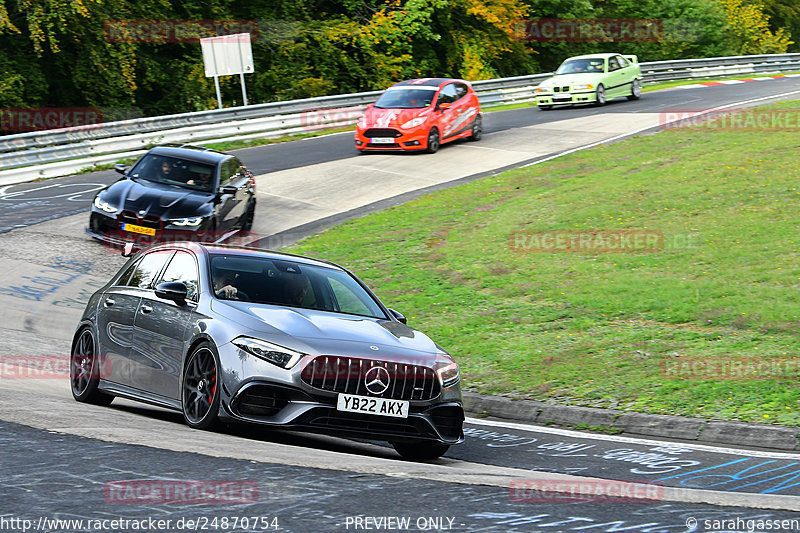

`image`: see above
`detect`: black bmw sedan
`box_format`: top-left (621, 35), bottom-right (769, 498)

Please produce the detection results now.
top-left (70, 242), bottom-right (464, 460)
top-left (87, 145), bottom-right (256, 246)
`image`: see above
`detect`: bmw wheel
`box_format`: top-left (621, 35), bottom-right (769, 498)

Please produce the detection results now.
top-left (392, 441), bottom-right (450, 461)
top-left (70, 328), bottom-right (114, 405)
top-left (426, 128), bottom-right (440, 154)
top-left (182, 342), bottom-right (221, 430)
top-left (628, 79), bottom-right (642, 101)
top-left (468, 115), bottom-right (482, 141)
top-left (594, 84), bottom-right (606, 106)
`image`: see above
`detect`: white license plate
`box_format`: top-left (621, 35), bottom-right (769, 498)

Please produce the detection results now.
top-left (370, 137), bottom-right (395, 144)
top-left (337, 393), bottom-right (409, 418)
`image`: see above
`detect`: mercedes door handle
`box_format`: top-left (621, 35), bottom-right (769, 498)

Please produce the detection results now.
top-left (140, 304), bottom-right (153, 314)
top-left (104, 298), bottom-right (115, 307)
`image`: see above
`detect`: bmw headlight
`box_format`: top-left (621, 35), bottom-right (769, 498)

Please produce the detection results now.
top-left (434, 352), bottom-right (460, 388)
top-left (536, 86), bottom-right (550, 93)
top-left (170, 217), bottom-right (203, 227)
top-left (401, 116), bottom-right (427, 129)
top-left (232, 337), bottom-right (303, 369)
top-left (572, 84), bottom-right (594, 90)
top-left (93, 197), bottom-right (118, 214)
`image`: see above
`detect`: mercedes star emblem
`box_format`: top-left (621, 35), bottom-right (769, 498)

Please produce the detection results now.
top-left (364, 366), bottom-right (390, 395)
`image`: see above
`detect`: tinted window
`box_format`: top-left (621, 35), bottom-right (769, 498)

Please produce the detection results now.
top-left (438, 84), bottom-right (458, 105)
top-left (220, 159), bottom-right (238, 186)
top-left (127, 250), bottom-right (173, 289)
top-left (128, 154), bottom-right (215, 192)
top-left (455, 83), bottom-right (468, 100)
top-left (160, 251), bottom-right (199, 301)
top-left (116, 258), bottom-right (141, 286)
top-left (374, 88), bottom-right (436, 109)
top-left (209, 254), bottom-right (386, 318)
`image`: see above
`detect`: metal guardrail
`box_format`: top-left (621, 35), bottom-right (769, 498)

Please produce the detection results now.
top-left (1, 53), bottom-right (799, 178)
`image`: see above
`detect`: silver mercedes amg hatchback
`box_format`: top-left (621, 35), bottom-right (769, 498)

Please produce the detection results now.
top-left (70, 242), bottom-right (464, 460)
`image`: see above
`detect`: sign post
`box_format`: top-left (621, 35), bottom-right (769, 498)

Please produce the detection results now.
top-left (200, 33), bottom-right (254, 109)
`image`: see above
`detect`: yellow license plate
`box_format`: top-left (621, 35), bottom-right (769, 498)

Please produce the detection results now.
top-left (121, 223), bottom-right (156, 236)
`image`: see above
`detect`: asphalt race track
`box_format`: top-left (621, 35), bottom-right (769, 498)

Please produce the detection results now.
top-left (2, 78), bottom-right (800, 532)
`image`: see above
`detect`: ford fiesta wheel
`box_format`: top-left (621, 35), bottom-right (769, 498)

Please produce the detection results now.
top-left (426, 128), bottom-right (440, 154)
top-left (70, 328), bottom-right (114, 405)
top-left (182, 342), bottom-right (221, 430)
top-left (392, 441), bottom-right (450, 461)
top-left (468, 115), bottom-right (482, 141)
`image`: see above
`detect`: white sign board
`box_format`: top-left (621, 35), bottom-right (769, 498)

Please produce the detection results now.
top-left (200, 33), bottom-right (254, 77)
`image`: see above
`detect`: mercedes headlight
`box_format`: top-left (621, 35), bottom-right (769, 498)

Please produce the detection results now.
top-left (93, 197), bottom-right (118, 214)
top-left (170, 217), bottom-right (203, 227)
top-left (232, 337), bottom-right (303, 369)
top-left (434, 351), bottom-right (460, 388)
top-left (401, 116), bottom-right (427, 129)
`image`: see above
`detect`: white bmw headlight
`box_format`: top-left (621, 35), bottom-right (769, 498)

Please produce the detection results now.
top-left (93, 197), bottom-right (118, 214)
top-left (572, 84), bottom-right (594, 90)
top-left (232, 337), bottom-right (304, 369)
top-left (401, 117), bottom-right (427, 129)
top-left (170, 217), bottom-right (203, 227)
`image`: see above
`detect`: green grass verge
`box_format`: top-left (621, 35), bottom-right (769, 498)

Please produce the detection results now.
top-left (288, 100), bottom-right (800, 426)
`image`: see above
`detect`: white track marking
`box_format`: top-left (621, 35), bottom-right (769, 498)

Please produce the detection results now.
top-left (466, 417), bottom-right (800, 459)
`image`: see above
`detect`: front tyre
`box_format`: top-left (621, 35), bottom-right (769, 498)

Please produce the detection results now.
top-left (182, 342), bottom-right (221, 430)
top-left (594, 84), bottom-right (606, 106)
top-left (627, 79), bottom-right (642, 101)
top-left (392, 441), bottom-right (450, 461)
top-left (426, 128), bottom-right (440, 154)
top-left (70, 328), bottom-right (114, 405)
top-left (468, 115), bottom-right (482, 141)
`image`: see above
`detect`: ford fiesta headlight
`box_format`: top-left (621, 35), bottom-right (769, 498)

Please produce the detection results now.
top-left (434, 352), bottom-right (460, 388)
top-left (572, 84), bottom-right (594, 90)
top-left (401, 117), bottom-right (427, 129)
top-left (232, 337), bottom-right (303, 369)
top-left (170, 217), bottom-right (203, 227)
top-left (93, 197), bottom-right (118, 214)
top-left (357, 115), bottom-right (367, 129)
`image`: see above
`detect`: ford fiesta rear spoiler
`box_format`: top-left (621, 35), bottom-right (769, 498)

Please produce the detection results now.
top-left (623, 55), bottom-right (638, 64)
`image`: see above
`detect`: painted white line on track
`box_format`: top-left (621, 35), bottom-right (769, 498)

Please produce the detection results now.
top-left (466, 417), bottom-right (800, 460)
top-left (521, 88), bottom-right (800, 169)
top-left (340, 164), bottom-right (421, 179)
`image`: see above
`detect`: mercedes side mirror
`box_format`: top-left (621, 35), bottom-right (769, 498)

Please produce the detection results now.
top-left (114, 164), bottom-right (129, 175)
top-left (155, 281), bottom-right (188, 305)
top-left (388, 308), bottom-right (407, 324)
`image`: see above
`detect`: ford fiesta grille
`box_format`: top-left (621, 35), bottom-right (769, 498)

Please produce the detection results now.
top-left (300, 356), bottom-right (441, 401)
top-left (363, 128), bottom-right (402, 138)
